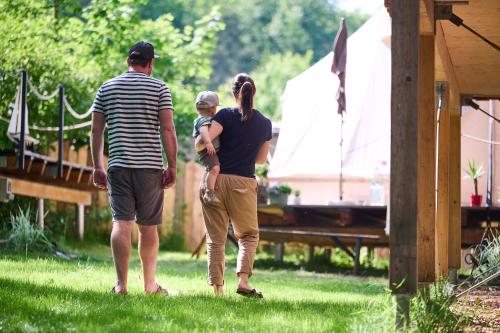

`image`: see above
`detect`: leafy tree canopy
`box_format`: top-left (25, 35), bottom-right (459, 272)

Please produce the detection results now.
top-left (0, 0), bottom-right (223, 153)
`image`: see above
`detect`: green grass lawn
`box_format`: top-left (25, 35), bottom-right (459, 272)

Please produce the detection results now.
top-left (0, 244), bottom-right (391, 333)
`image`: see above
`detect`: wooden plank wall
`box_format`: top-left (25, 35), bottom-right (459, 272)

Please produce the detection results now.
top-left (183, 161), bottom-right (206, 252)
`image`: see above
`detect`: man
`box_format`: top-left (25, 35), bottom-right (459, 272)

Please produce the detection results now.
top-left (90, 41), bottom-right (177, 295)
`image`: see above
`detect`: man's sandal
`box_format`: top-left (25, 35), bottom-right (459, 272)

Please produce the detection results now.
top-left (236, 288), bottom-right (263, 298)
top-left (152, 284), bottom-right (169, 296)
top-left (111, 286), bottom-right (128, 295)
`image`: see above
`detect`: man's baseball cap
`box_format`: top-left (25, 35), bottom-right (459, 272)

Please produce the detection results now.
top-left (196, 91), bottom-right (220, 108)
top-left (128, 41), bottom-right (159, 60)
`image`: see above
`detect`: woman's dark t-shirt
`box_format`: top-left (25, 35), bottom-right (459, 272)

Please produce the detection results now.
top-left (213, 107), bottom-right (272, 178)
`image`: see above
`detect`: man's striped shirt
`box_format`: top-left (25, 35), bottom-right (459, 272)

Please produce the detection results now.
top-left (91, 71), bottom-right (174, 169)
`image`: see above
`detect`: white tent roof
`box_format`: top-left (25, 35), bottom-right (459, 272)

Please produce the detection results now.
top-left (269, 9), bottom-right (391, 179)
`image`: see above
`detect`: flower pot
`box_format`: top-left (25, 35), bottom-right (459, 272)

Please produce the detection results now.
top-left (470, 194), bottom-right (482, 207)
top-left (269, 193), bottom-right (289, 206)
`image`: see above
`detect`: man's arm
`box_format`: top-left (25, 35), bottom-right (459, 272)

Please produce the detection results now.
top-left (91, 112), bottom-right (107, 189)
top-left (255, 141), bottom-right (271, 164)
top-left (159, 108), bottom-right (177, 188)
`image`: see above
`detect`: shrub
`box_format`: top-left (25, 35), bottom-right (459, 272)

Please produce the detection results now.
top-left (411, 280), bottom-right (468, 333)
top-left (5, 207), bottom-right (52, 255)
top-left (473, 235), bottom-right (500, 285)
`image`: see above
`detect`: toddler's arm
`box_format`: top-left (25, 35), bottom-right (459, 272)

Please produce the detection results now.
top-left (199, 125), bottom-right (216, 156)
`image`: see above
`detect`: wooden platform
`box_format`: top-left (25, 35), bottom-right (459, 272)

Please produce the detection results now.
top-left (0, 150), bottom-right (94, 190)
top-left (258, 205), bottom-right (499, 247)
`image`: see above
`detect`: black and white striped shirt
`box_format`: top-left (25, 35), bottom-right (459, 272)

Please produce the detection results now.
top-left (91, 72), bottom-right (174, 169)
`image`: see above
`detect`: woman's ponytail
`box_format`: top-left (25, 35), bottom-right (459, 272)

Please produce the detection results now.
top-left (239, 82), bottom-right (254, 122)
top-left (232, 73), bottom-right (256, 123)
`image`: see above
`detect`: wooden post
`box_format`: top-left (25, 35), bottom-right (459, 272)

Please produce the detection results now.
top-left (448, 87), bottom-right (461, 282)
top-left (417, 34), bottom-right (436, 284)
top-left (307, 245), bottom-right (315, 263)
top-left (57, 85), bottom-right (64, 178)
top-left (37, 198), bottom-right (44, 230)
top-left (18, 70), bottom-right (27, 171)
top-left (390, 0), bottom-right (419, 327)
top-left (274, 242), bottom-right (284, 263)
top-left (77, 204), bottom-right (84, 240)
top-left (436, 83), bottom-right (450, 278)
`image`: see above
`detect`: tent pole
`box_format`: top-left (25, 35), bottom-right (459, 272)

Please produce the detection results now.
top-left (487, 99), bottom-right (494, 208)
top-left (339, 112), bottom-right (344, 201)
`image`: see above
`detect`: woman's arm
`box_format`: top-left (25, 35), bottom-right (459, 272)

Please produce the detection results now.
top-left (255, 141), bottom-right (271, 164)
top-left (195, 120), bottom-right (223, 145)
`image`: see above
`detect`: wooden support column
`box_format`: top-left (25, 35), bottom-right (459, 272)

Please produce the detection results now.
top-left (274, 242), bottom-right (284, 263)
top-left (390, 0), bottom-right (419, 327)
top-left (436, 84), bottom-right (450, 278)
top-left (417, 34), bottom-right (436, 284)
top-left (77, 204), bottom-right (85, 240)
top-left (37, 198), bottom-right (44, 230)
top-left (448, 86), bottom-right (461, 282)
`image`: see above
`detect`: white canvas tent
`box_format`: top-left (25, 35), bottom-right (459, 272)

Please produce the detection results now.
top-left (269, 9), bottom-right (392, 204)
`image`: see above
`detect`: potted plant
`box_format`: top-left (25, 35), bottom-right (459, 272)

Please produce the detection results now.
top-left (465, 160), bottom-right (484, 207)
top-left (269, 184), bottom-right (292, 206)
top-left (255, 164), bottom-right (270, 205)
top-left (293, 189), bottom-right (301, 205)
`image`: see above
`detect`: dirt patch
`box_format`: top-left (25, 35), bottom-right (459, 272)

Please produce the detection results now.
top-left (454, 286), bottom-right (500, 333)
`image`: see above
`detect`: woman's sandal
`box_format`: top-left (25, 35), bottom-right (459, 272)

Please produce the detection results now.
top-left (236, 288), bottom-right (263, 298)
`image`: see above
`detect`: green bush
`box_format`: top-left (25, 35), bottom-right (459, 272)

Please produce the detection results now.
top-left (473, 235), bottom-right (500, 285)
top-left (159, 232), bottom-right (186, 252)
top-left (5, 207), bottom-right (52, 255)
top-left (410, 280), bottom-right (468, 333)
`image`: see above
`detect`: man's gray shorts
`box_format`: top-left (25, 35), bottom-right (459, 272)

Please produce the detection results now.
top-left (107, 167), bottom-right (164, 225)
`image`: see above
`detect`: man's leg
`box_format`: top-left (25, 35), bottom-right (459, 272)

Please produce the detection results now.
top-left (138, 224), bottom-right (160, 292)
top-left (111, 220), bottom-right (134, 293)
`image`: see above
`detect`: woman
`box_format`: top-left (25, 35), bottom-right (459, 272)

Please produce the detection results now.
top-left (199, 73), bottom-right (272, 297)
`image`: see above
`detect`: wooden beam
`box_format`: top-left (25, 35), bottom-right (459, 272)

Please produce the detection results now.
top-left (435, 22), bottom-right (460, 93)
top-left (417, 34), bottom-right (436, 283)
top-left (7, 178), bottom-right (91, 205)
top-left (420, 0), bottom-right (434, 35)
top-left (390, 0), bottom-right (419, 297)
top-left (436, 83), bottom-right (450, 278)
top-left (448, 85), bottom-right (462, 277)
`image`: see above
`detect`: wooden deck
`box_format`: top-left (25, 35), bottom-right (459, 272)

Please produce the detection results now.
top-left (0, 150), bottom-right (94, 191)
top-left (258, 205), bottom-right (499, 247)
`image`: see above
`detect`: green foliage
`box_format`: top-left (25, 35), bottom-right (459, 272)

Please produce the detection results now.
top-left (139, 0), bottom-right (368, 88)
top-left (255, 164), bottom-right (269, 179)
top-left (270, 183), bottom-right (292, 195)
top-left (465, 160), bottom-right (484, 180)
top-left (249, 51), bottom-right (312, 119)
top-left (5, 207), bottom-right (52, 254)
top-left (473, 236), bottom-right (500, 285)
top-left (0, 0), bottom-right (223, 152)
top-left (159, 232), bottom-right (186, 252)
top-left (411, 280), bottom-right (468, 333)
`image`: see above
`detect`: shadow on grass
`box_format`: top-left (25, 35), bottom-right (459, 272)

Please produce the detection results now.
top-left (0, 277), bottom-right (378, 333)
top-left (227, 257), bottom-right (389, 278)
